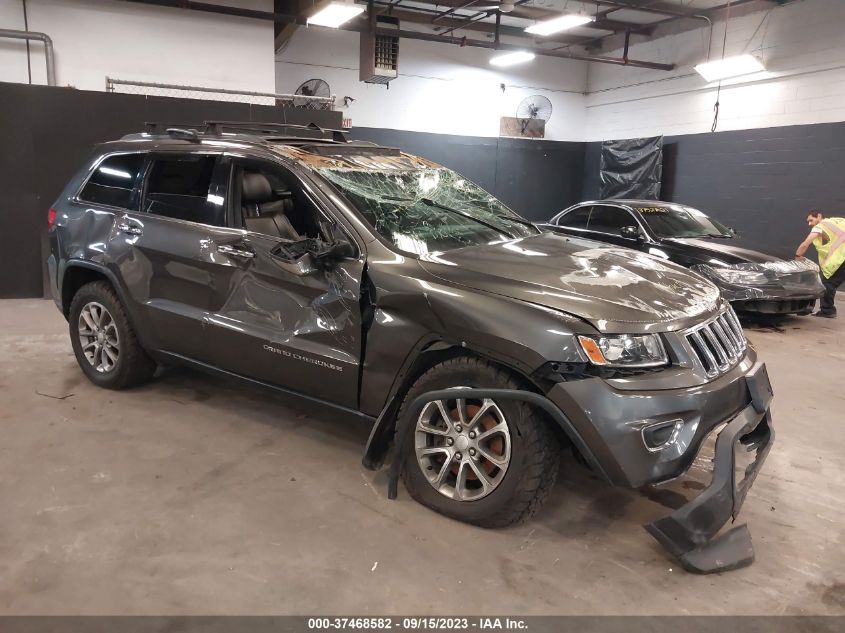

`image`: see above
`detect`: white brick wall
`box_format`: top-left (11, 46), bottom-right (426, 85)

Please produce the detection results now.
top-left (276, 28), bottom-right (587, 141)
top-left (585, 0), bottom-right (845, 141)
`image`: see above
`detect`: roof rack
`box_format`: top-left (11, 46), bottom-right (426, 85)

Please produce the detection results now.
top-left (142, 120), bottom-right (349, 143)
top-left (144, 122), bottom-right (202, 133)
top-left (205, 121), bottom-right (348, 143)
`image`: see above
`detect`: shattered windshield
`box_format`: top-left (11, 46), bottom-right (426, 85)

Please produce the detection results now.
top-left (638, 204), bottom-right (733, 238)
top-left (318, 167), bottom-right (539, 255)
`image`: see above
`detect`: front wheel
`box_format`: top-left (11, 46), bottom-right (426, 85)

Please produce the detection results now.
top-left (398, 357), bottom-right (561, 528)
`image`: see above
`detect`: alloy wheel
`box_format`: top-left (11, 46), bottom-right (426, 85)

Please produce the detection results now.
top-left (414, 395), bottom-right (511, 501)
top-left (77, 301), bottom-right (120, 373)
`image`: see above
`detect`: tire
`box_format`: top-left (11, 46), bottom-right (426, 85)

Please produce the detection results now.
top-left (68, 280), bottom-right (156, 389)
top-left (398, 357), bottom-right (561, 528)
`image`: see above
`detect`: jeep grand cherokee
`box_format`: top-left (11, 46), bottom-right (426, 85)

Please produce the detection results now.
top-left (47, 122), bottom-right (774, 573)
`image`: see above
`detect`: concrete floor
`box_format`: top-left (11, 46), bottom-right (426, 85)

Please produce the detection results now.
top-left (0, 298), bottom-right (843, 615)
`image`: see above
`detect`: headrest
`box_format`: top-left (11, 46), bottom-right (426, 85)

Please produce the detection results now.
top-left (242, 172), bottom-right (273, 203)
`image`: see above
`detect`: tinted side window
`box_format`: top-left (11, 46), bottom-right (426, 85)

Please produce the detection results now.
top-left (588, 205), bottom-right (636, 233)
top-left (144, 156), bottom-right (221, 225)
top-left (79, 154), bottom-right (144, 209)
top-left (557, 206), bottom-right (591, 229)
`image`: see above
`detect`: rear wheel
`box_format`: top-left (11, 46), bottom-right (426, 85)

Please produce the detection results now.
top-left (69, 281), bottom-right (156, 389)
top-left (398, 357), bottom-right (561, 528)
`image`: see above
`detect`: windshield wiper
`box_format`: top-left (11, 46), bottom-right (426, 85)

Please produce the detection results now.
top-left (382, 195), bottom-right (527, 239)
top-left (418, 198), bottom-right (518, 239)
top-left (495, 214), bottom-right (540, 231)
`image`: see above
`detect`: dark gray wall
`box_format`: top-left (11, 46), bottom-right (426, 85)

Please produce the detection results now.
top-left (583, 123), bottom-right (845, 256)
top-left (349, 127), bottom-right (585, 222)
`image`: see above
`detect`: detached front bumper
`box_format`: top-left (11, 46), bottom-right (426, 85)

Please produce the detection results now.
top-left (645, 362), bottom-right (774, 573)
top-left (384, 362), bottom-right (774, 574)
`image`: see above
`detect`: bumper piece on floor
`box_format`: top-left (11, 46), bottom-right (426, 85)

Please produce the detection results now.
top-left (644, 362), bottom-right (774, 574)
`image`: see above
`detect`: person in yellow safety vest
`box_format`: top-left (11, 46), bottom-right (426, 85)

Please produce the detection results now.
top-left (795, 210), bottom-right (845, 318)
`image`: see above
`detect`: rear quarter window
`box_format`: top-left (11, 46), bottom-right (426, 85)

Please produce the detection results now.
top-left (78, 154), bottom-right (144, 209)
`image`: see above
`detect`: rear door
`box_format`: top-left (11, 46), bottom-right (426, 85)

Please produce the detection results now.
top-left (206, 157), bottom-right (365, 409)
top-left (108, 151), bottom-right (246, 363)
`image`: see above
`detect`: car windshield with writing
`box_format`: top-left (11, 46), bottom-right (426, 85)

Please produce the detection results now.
top-left (318, 167), bottom-right (538, 255)
top-left (638, 204), bottom-right (733, 239)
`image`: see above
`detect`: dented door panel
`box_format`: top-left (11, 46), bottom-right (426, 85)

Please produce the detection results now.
top-left (208, 232), bottom-right (364, 408)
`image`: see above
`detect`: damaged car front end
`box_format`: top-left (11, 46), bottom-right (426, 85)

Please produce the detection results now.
top-left (547, 200), bottom-right (825, 315)
top-left (299, 153), bottom-right (776, 574)
top-left (691, 258), bottom-right (824, 314)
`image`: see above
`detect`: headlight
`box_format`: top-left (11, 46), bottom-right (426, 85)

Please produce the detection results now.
top-left (692, 259), bottom-right (820, 286)
top-left (705, 267), bottom-right (769, 285)
top-left (577, 333), bottom-right (668, 368)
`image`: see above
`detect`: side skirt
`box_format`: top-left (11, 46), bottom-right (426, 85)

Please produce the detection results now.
top-left (157, 351), bottom-right (376, 423)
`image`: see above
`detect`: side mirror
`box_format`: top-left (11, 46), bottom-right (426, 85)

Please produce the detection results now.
top-left (310, 239), bottom-right (355, 266)
top-left (620, 225), bottom-right (642, 241)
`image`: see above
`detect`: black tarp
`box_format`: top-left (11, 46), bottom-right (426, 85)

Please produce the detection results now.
top-left (599, 136), bottom-right (663, 200)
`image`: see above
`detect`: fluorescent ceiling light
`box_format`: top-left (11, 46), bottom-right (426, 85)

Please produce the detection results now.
top-left (525, 14), bottom-right (594, 36)
top-left (490, 51), bottom-right (536, 67)
top-left (694, 54), bottom-right (765, 82)
top-left (307, 1), bottom-right (364, 28)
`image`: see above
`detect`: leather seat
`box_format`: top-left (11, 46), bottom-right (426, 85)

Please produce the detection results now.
top-left (241, 172), bottom-right (300, 241)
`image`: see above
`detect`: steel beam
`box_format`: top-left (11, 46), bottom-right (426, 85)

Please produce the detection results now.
top-left (117, 0), bottom-right (675, 71)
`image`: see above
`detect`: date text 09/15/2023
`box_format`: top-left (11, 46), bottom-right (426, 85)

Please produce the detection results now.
top-left (307, 617), bottom-right (528, 630)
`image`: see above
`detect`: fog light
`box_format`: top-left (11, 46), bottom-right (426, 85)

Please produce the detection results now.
top-left (641, 419), bottom-right (684, 452)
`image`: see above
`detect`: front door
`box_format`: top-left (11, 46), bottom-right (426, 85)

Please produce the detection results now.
top-left (207, 158), bottom-right (364, 409)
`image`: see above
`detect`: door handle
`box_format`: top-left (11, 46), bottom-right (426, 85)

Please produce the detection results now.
top-left (218, 244), bottom-right (255, 259)
top-left (118, 222), bottom-right (143, 236)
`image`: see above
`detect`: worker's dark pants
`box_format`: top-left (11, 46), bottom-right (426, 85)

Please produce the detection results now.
top-left (820, 263), bottom-right (845, 314)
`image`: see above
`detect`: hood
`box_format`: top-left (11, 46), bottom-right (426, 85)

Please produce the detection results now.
top-left (420, 233), bottom-right (720, 332)
top-left (661, 234), bottom-right (792, 264)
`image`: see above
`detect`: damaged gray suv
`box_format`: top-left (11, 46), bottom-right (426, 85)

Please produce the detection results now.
top-left (47, 122), bottom-right (774, 573)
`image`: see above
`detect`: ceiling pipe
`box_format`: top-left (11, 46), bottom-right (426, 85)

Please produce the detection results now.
top-left (385, 28), bottom-right (674, 70)
top-left (436, 0), bottom-right (530, 38)
top-left (116, 0), bottom-right (674, 70)
top-left (432, 0), bottom-right (481, 24)
top-left (594, 0), bottom-right (706, 19)
top-left (0, 28), bottom-right (55, 85)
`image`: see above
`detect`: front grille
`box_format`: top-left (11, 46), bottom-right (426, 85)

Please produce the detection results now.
top-left (685, 307), bottom-right (747, 378)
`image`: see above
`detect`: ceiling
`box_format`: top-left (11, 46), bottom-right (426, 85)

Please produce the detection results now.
top-left (122, 0), bottom-right (781, 72)
top-left (348, 0), bottom-right (773, 55)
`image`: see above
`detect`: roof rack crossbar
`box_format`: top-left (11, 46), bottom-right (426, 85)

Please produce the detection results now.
top-left (144, 121), bottom-right (205, 132)
top-left (203, 120), bottom-right (348, 142)
top-left (140, 120), bottom-right (350, 144)
top-left (262, 136), bottom-right (346, 145)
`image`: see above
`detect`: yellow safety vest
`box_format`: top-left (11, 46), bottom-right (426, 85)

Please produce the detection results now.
top-left (814, 217), bottom-right (845, 278)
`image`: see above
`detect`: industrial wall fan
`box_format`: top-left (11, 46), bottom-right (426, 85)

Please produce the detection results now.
top-left (517, 95), bottom-right (552, 133)
top-left (293, 78), bottom-right (332, 109)
top-left (499, 94), bottom-right (553, 138)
